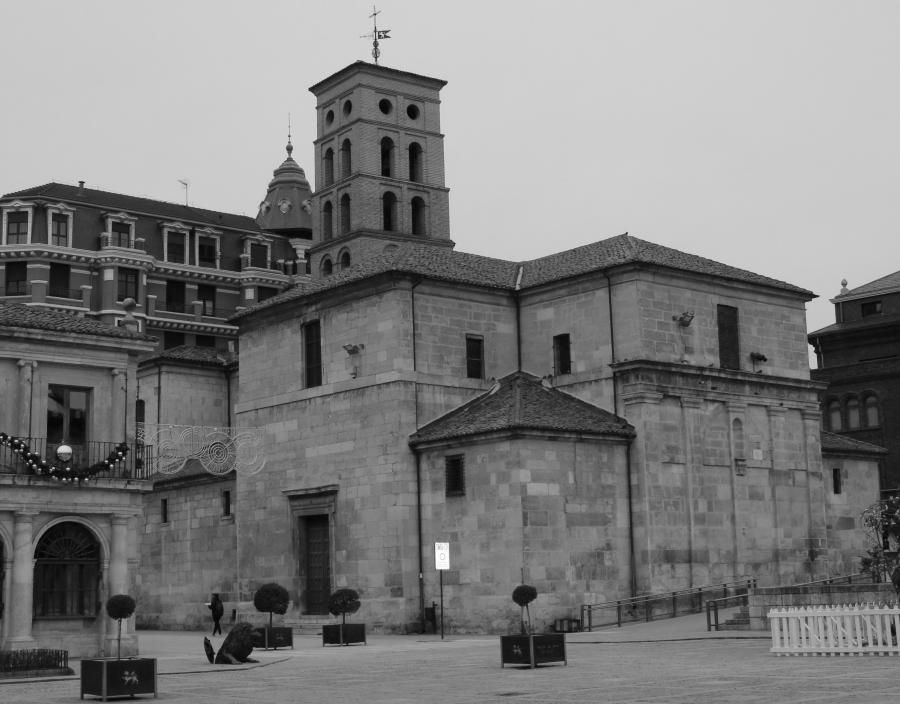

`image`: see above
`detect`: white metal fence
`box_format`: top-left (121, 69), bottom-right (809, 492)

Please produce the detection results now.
top-left (769, 604), bottom-right (900, 656)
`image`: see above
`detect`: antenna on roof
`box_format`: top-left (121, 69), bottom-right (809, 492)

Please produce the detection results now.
top-left (177, 179), bottom-right (189, 206)
top-left (360, 4), bottom-right (390, 65)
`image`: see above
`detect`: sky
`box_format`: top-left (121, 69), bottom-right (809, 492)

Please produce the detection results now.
top-left (1, 0), bottom-right (898, 346)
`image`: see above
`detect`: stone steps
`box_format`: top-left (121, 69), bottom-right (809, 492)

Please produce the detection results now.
top-left (283, 615), bottom-right (338, 636)
top-left (718, 606), bottom-right (751, 630)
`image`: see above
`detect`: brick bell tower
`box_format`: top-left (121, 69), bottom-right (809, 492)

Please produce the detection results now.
top-left (307, 61), bottom-right (453, 277)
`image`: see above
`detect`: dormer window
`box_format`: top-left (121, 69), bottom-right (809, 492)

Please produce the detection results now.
top-left (196, 231), bottom-right (221, 269)
top-left (250, 243), bottom-right (268, 268)
top-left (167, 231), bottom-right (186, 263)
top-left (104, 212), bottom-right (137, 248)
top-left (861, 300), bottom-right (882, 317)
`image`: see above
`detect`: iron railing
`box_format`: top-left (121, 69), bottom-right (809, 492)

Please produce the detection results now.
top-left (0, 438), bottom-right (153, 480)
top-left (0, 649), bottom-right (69, 673)
top-left (705, 573), bottom-right (865, 631)
top-left (581, 578), bottom-right (757, 631)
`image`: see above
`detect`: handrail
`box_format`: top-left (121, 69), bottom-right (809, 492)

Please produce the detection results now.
top-left (580, 577), bottom-right (757, 631)
top-left (705, 573), bottom-right (866, 631)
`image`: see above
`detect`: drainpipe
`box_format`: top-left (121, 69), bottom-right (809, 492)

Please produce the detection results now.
top-left (410, 278), bottom-right (426, 633)
top-left (602, 271), bottom-right (618, 414)
top-left (514, 265), bottom-right (524, 371)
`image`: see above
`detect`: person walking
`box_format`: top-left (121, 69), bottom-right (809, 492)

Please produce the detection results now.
top-left (209, 593), bottom-right (224, 635)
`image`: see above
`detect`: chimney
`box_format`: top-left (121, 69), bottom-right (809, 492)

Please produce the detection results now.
top-left (77, 181), bottom-right (85, 195)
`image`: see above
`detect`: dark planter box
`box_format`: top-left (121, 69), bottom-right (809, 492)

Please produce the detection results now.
top-left (252, 626), bottom-right (294, 650)
top-left (80, 657), bottom-right (157, 700)
top-left (500, 634), bottom-right (566, 668)
top-left (322, 623), bottom-right (366, 646)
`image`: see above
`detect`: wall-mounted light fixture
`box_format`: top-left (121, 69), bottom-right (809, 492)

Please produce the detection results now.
top-left (343, 343), bottom-right (364, 355)
top-left (750, 352), bottom-right (767, 362)
top-left (672, 311), bottom-right (695, 327)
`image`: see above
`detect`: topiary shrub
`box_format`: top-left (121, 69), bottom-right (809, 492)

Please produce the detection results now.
top-left (106, 594), bottom-right (136, 659)
top-left (328, 588), bottom-right (361, 626)
top-left (512, 584), bottom-right (537, 634)
top-left (253, 583), bottom-right (290, 629)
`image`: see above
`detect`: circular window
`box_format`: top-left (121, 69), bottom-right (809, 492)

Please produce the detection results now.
top-left (379, 98), bottom-right (393, 115)
top-left (342, 100), bottom-right (353, 117)
top-left (325, 109), bottom-right (334, 125)
top-left (406, 104), bottom-right (420, 120)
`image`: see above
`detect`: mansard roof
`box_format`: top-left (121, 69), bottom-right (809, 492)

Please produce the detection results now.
top-left (409, 371), bottom-right (634, 446)
top-left (233, 233), bottom-right (812, 322)
top-left (0, 302), bottom-right (156, 341)
top-left (820, 431), bottom-right (888, 456)
top-left (2, 182), bottom-right (261, 233)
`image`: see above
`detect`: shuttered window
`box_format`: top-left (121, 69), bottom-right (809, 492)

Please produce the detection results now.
top-left (717, 305), bottom-right (740, 370)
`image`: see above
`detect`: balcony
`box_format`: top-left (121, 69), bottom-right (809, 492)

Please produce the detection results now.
top-left (0, 438), bottom-right (154, 480)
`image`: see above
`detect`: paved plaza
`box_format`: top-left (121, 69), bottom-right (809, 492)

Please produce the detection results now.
top-left (1, 614), bottom-right (897, 703)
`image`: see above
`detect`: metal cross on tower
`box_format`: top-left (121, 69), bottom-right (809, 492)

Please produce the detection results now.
top-left (361, 4), bottom-right (391, 65)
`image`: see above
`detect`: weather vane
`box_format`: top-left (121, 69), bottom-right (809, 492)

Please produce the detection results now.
top-left (361, 5), bottom-right (390, 65)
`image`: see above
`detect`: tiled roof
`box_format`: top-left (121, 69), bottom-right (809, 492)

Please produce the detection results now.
top-left (409, 371), bottom-right (635, 445)
top-left (834, 270), bottom-right (900, 300)
top-left (232, 234), bottom-right (813, 321)
top-left (808, 312), bottom-right (900, 338)
top-left (149, 345), bottom-right (236, 366)
top-left (0, 302), bottom-right (156, 341)
top-left (520, 234), bottom-right (813, 294)
top-left (2, 182), bottom-right (260, 233)
top-left (820, 431), bottom-right (887, 455)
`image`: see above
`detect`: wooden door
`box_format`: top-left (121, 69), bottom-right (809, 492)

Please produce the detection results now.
top-left (302, 515), bottom-right (331, 614)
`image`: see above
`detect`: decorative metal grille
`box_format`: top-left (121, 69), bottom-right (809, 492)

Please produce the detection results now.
top-left (138, 424), bottom-right (265, 476)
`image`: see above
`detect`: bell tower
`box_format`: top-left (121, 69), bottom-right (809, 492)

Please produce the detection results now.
top-left (307, 61), bottom-right (452, 277)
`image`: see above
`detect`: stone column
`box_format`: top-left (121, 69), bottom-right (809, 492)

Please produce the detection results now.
top-left (16, 360), bottom-right (36, 439)
top-left (7, 511), bottom-right (37, 647)
top-left (1, 551), bottom-right (12, 645)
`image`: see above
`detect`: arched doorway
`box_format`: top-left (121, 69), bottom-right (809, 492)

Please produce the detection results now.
top-left (33, 522), bottom-right (100, 618)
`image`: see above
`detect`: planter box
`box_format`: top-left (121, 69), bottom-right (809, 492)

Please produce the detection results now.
top-left (322, 623), bottom-right (366, 646)
top-left (252, 626), bottom-right (294, 650)
top-left (80, 657), bottom-right (157, 700)
top-left (500, 634), bottom-right (566, 668)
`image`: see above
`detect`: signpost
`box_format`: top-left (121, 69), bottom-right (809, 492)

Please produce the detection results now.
top-left (435, 542), bottom-right (449, 639)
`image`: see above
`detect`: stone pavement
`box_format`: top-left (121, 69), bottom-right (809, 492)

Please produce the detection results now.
top-left (2, 613), bottom-right (899, 703)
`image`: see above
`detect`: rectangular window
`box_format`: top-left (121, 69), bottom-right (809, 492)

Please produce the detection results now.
top-left (553, 333), bottom-right (572, 375)
top-left (222, 490), bottom-right (232, 517)
top-left (466, 335), bottom-right (484, 379)
top-left (51, 214), bottom-right (69, 246)
top-left (5, 261), bottom-right (27, 295)
top-left (6, 212), bottom-right (28, 244)
top-left (117, 267), bottom-right (138, 302)
top-left (163, 331), bottom-right (185, 349)
top-left (161, 498), bottom-right (169, 524)
top-left (861, 301), bottom-right (883, 317)
top-left (111, 221), bottom-right (131, 248)
top-left (195, 334), bottom-right (215, 348)
top-left (832, 467), bottom-right (843, 495)
top-left (250, 243), bottom-right (268, 268)
top-left (167, 232), bottom-right (186, 263)
top-left (304, 319), bottom-right (322, 388)
top-left (165, 280), bottom-right (186, 312)
top-left (445, 455), bottom-right (465, 497)
top-left (47, 384), bottom-right (89, 446)
top-left (716, 305), bottom-right (740, 370)
top-left (198, 237), bottom-right (218, 267)
top-left (258, 285), bottom-right (278, 302)
top-left (198, 283), bottom-right (216, 315)
top-left (49, 263), bottom-right (71, 297)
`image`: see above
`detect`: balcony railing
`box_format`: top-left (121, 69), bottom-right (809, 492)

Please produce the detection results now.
top-left (4, 281), bottom-right (28, 296)
top-left (0, 438), bottom-right (154, 480)
top-left (48, 287), bottom-right (83, 300)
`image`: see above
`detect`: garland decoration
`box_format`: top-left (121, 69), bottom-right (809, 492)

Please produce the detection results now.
top-left (0, 432), bottom-right (129, 483)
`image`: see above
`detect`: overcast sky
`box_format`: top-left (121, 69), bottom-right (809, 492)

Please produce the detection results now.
top-left (2, 1), bottom-right (898, 347)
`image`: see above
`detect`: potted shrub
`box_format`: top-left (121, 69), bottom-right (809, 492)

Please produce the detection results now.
top-left (80, 594), bottom-right (157, 700)
top-left (499, 585), bottom-right (566, 668)
top-left (252, 582), bottom-right (294, 649)
top-left (322, 588), bottom-right (366, 646)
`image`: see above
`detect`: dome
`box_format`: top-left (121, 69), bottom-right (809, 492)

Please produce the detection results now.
top-left (256, 140), bottom-right (313, 235)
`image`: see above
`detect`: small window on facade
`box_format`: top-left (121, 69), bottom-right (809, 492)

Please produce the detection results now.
top-left (166, 279), bottom-right (185, 312)
top-left (5, 261), bottom-right (26, 295)
top-left (167, 232), bottom-right (186, 263)
top-left (411, 197), bottom-right (427, 235)
top-left (861, 301), bottom-right (882, 317)
top-left (198, 237), bottom-right (218, 267)
top-left (250, 243), bottom-right (268, 268)
top-left (340, 139), bottom-right (351, 179)
top-left (340, 194), bottom-right (351, 235)
top-left (409, 143), bottom-right (423, 182)
top-left (323, 201), bottom-right (334, 240)
top-left (827, 400), bottom-right (842, 431)
top-left (340, 251), bottom-right (351, 269)
top-left (117, 267), bottom-right (138, 302)
top-left (6, 211), bottom-right (28, 244)
top-left (111, 221), bottom-right (131, 248)
top-left (304, 319), bottom-right (322, 388)
top-left (716, 305), bottom-right (740, 370)
top-left (445, 455), bottom-right (465, 496)
top-left (381, 137), bottom-right (395, 177)
top-left (382, 192), bottom-right (397, 231)
top-left (553, 334), bottom-right (572, 375)
top-left (846, 397), bottom-right (860, 429)
top-left (161, 498), bottom-right (169, 524)
top-left (322, 258), bottom-right (333, 276)
top-left (832, 467), bottom-right (842, 495)
top-left (51, 213), bottom-right (69, 246)
top-left (323, 148), bottom-right (335, 187)
top-left (198, 283), bottom-right (216, 315)
top-left (222, 490), bottom-right (232, 517)
top-left (47, 385), bottom-right (89, 446)
top-left (865, 395), bottom-right (880, 427)
top-left (466, 335), bottom-right (484, 379)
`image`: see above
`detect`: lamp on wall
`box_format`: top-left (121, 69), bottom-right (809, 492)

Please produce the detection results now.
top-left (672, 311), bottom-right (694, 327)
top-left (342, 343), bottom-right (364, 355)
